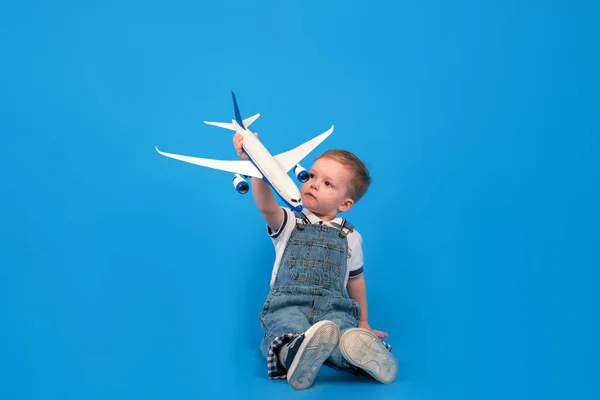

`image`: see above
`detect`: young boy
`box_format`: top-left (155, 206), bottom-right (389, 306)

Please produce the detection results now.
top-left (234, 133), bottom-right (398, 390)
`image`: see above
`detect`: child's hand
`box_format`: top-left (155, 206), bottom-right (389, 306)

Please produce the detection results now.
top-left (233, 132), bottom-right (258, 161)
top-left (359, 320), bottom-right (389, 339)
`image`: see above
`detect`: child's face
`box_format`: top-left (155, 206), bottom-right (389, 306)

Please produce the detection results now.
top-left (300, 157), bottom-right (355, 220)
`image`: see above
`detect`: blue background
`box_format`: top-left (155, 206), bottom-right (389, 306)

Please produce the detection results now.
top-left (1, 1), bottom-right (598, 399)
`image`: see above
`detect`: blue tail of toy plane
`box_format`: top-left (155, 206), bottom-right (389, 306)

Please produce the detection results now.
top-left (202, 92), bottom-right (260, 131)
top-left (231, 91), bottom-right (245, 128)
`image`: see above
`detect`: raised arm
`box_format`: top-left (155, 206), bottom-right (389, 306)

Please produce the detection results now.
top-left (233, 133), bottom-right (284, 231)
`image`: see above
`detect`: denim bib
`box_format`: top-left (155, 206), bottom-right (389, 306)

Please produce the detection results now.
top-left (272, 212), bottom-right (354, 297)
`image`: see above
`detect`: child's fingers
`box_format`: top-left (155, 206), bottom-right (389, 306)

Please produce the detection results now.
top-left (374, 330), bottom-right (389, 338)
top-left (234, 136), bottom-right (243, 149)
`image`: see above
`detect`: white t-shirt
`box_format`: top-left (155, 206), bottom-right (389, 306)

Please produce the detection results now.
top-left (267, 207), bottom-right (364, 288)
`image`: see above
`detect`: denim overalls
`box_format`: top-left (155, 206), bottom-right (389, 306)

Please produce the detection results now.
top-left (259, 212), bottom-right (367, 378)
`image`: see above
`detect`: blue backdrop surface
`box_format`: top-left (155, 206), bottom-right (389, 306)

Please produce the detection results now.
top-left (1, 1), bottom-right (598, 399)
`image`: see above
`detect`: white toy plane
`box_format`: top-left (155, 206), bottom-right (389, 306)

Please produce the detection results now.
top-left (155, 92), bottom-right (334, 212)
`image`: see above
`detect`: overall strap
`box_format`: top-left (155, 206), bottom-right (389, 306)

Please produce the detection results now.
top-left (327, 218), bottom-right (355, 238)
top-left (293, 211), bottom-right (311, 230)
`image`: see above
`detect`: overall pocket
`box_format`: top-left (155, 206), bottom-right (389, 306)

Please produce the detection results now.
top-left (286, 237), bottom-right (345, 288)
top-left (287, 259), bottom-right (342, 288)
top-left (258, 292), bottom-right (275, 328)
top-left (349, 299), bottom-right (362, 322)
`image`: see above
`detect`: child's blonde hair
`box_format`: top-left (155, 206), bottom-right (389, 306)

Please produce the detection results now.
top-left (316, 149), bottom-right (371, 203)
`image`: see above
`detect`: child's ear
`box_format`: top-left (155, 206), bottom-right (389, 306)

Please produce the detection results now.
top-left (338, 197), bottom-right (355, 213)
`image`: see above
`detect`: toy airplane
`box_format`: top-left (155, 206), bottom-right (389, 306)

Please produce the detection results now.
top-left (155, 92), bottom-right (334, 212)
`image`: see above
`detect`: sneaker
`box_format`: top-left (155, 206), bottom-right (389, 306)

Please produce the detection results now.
top-left (339, 328), bottom-right (398, 384)
top-left (283, 320), bottom-right (340, 390)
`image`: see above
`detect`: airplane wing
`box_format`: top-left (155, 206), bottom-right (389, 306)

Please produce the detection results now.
top-left (273, 125), bottom-right (334, 172)
top-left (155, 146), bottom-right (263, 179)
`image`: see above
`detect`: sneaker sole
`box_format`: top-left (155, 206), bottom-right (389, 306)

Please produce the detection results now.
top-left (287, 320), bottom-right (340, 390)
top-left (339, 328), bottom-right (398, 384)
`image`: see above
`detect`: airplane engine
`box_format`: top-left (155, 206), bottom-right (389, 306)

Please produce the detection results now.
top-left (294, 164), bottom-right (309, 183)
top-left (232, 173), bottom-right (249, 194)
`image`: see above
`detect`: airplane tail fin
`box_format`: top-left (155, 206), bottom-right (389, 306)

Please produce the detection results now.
top-left (203, 92), bottom-right (259, 131)
top-left (203, 114), bottom-right (260, 131)
top-left (241, 113), bottom-right (260, 128)
top-left (232, 91), bottom-right (244, 128)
